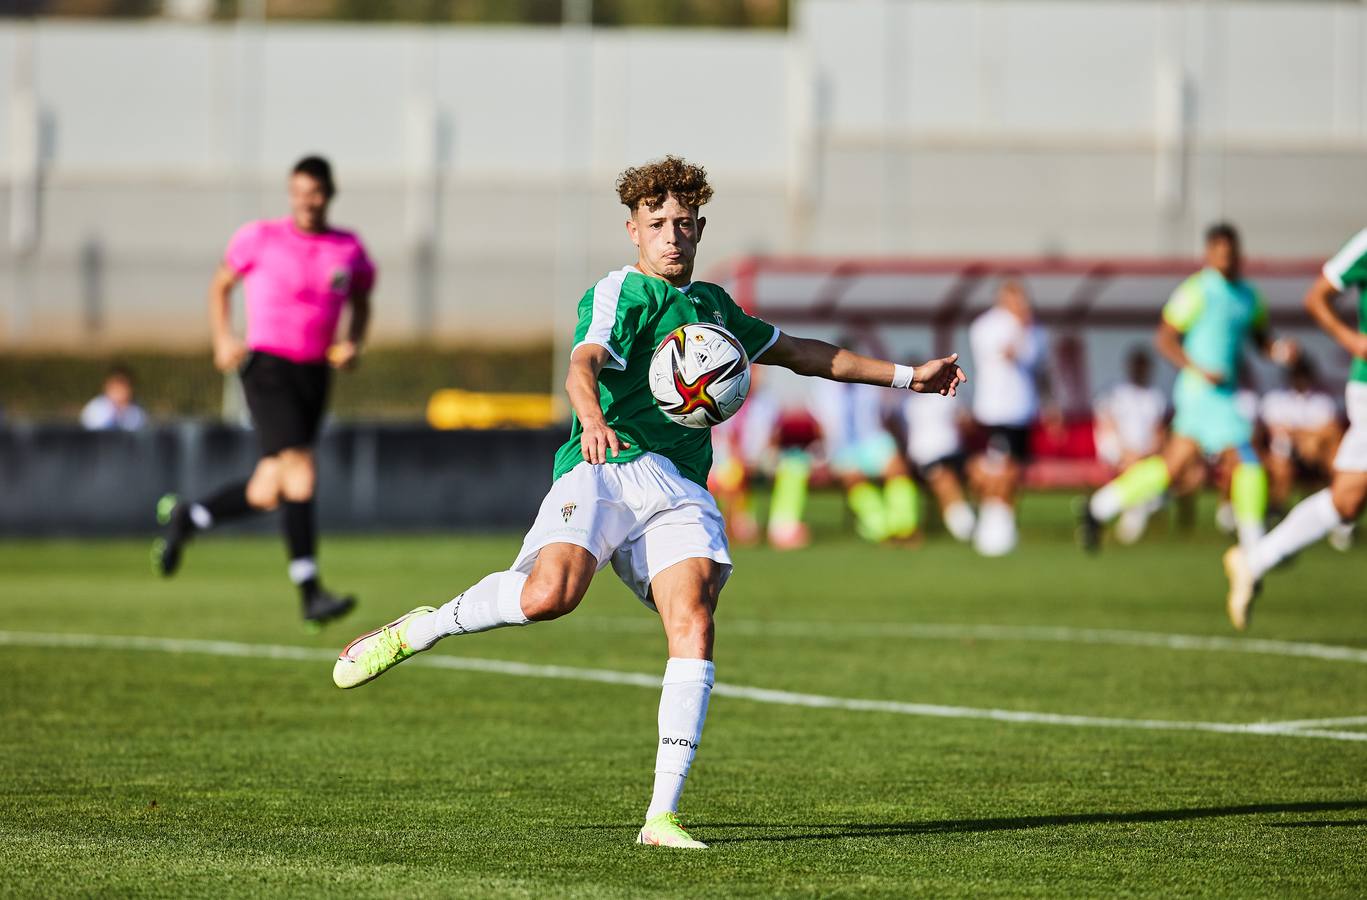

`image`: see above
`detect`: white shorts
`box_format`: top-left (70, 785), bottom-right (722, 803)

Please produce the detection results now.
top-left (1333, 382), bottom-right (1367, 473)
top-left (909, 432), bottom-right (962, 469)
top-left (511, 452), bottom-right (732, 611)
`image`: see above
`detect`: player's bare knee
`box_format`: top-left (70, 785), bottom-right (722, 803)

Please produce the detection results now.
top-left (277, 449), bottom-right (317, 501)
top-left (520, 575), bottom-right (583, 621)
top-left (663, 603), bottom-right (715, 655)
top-left (282, 466), bottom-right (316, 502)
top-left (1330, 479), bottom-right (1367, 521)
top-left (246, 463), bottom-right (281, 510)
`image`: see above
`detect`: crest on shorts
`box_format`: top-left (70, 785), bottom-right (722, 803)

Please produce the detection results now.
top-left (561, 503), bottom-right (577, 523)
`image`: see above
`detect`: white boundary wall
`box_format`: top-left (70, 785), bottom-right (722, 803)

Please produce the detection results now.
top-left (2, 1), bottom-right (1365, 346)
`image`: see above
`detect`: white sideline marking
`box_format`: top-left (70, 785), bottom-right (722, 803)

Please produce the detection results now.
top-left (567, 617), bottom-right (1367, 665)
top-left (1260, 715), bottom-right (1367, 730)
top-left (3, 630), bottom-right (1367, 744)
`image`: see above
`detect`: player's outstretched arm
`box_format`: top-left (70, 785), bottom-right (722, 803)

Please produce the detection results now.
top-left (1305, 274), bottom-right (1367, 360)
top-left (209, 263), bottom-right (247, 373)
top-left (328, 287), bottom-right (372, 370)
top-left (760, 333), bottom-right (966, 396)
top-left (566, 344), bottom-right (632, 464)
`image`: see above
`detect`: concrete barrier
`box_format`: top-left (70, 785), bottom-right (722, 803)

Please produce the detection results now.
top-left (0, 423), bottom-right (563, 536)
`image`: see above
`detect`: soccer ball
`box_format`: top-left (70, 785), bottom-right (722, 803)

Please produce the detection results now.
top-left (649, 322), bottom-right (751, 428)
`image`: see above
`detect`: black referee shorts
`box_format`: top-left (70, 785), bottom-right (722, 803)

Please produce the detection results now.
top-left (982, 424), bottom-right (1034, 464)
top-left (240, 350), bottom-right (331, 457)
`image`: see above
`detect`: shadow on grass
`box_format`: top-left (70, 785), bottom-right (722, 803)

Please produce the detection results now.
top-left (573, 800), bottom-right (1367, 844)
top-left (705, 800), bottom-right (1367, 844)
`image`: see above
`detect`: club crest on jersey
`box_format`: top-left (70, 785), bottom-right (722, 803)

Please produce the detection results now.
top-left (330, 269), bottom-right (351, 293)
top-left (561, 503), bottom-right (577, 523)
top-left (712, 312), bottom-right (725, 326)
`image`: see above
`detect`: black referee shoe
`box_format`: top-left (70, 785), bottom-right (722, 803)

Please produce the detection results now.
top-left (302, 588), bottom-right (356, 626)
top-left (1075, 496), bottom-right (1102, 554)
top-left (152, 494), bottom-right (193, 577)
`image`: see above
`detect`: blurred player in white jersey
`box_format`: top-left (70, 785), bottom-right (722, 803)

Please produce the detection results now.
top-left (1260, 357), bottom-right (1344, 526)
top-left (904, 386), bottom-right (975, 542)
top-left (1225, 228), bottom-right (1367, 628)
top-left (968, 278), bottom-right (1046, 556)
top-left (810, 378), bottom-right (919, 542)
top-left (1093, 348), bottom-right (1168, 543)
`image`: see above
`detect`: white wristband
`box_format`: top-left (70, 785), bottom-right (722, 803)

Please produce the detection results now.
top-left (891, 364), bottom-right (916, 390)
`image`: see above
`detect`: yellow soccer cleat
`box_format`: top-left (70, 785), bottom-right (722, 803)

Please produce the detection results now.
top-left (1222, 546), bottom-right (1259, 632)
top-left (637, 812), bottom-right (708, 850)
top-left (333, 606), bottom-right (436, 689)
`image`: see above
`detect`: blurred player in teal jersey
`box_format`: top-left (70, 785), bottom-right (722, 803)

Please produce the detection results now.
top-left (1080, 223), bottom-right (1296, 555)
top-left (1224, 228), bottom-right (1367, 629)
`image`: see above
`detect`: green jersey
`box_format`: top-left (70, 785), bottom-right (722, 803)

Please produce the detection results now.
top-left (1322, 228), bottom-right (1367, 384)
top-left (552, 266), bottom-right (780, 487)
top-left (1161, 267), bottom-right (1268, 390)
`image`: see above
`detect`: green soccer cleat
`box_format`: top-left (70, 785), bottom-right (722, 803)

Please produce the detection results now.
top-left (152, 494), bottom-right (193, 577)
top-left (1074, 496), bottom-right (1101, 555)
top-left (332, 606), bottom-right (436, 689)
top-left (636, 812), bottom-right (708, 849)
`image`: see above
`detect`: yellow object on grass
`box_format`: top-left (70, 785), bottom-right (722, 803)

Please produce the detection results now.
top-left (427, 389), bottom-right (556, 430)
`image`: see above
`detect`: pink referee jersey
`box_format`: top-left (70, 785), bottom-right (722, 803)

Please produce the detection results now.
top-left (224, 217), bottom-right (376, 364)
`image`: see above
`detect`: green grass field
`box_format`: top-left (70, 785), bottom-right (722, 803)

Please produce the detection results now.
top-left (3, 494), bottom-right (1365, 897)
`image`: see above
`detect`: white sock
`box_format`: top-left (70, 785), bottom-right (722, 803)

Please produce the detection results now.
top-left (405, 571), bottom-right (531, 651)
top-left (288, 557), bottom-right (318, 585)
top-left (1236, 519), bottom-right (1265, 556)
top-left (1329, 521), bottom-right (1356, 552)
top-left (943, 502), bottom-right (976, 542)
top-left (974, 499), bottom-right (1017, 557)
top-left (1216, 501), bottom-right (1237, 535)
top-left (1089, 485), bottom-right (1124, 522)
top-left (645, 657), bottom-right (715, 821)
top-left (189, 503), bottom-right (213, 530)
top-left (1115, 506), bottom-right (1151, 546)
top-left (1249, 489), bottom-right (1341, 579)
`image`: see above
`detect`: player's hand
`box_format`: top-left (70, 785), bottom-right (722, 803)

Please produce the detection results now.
top-left (912, 353), bottom-right (968, 397)
top-left (580, 418), bottom-right (631, 464)
top-left (327, 340), bottom-right (361, 370)
top-left (213, 335), bottom-right (248, 373)
top-left (1196, 366), bottom-right (1225, 386)
top-left (1349, 333), bottom-right (1367, 361)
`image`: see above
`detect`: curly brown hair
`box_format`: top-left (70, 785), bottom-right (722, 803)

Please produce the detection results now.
top-left (615, 155), bottom-right (714, 213)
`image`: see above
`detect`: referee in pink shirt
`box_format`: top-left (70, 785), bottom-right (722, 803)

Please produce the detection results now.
top-left (154, 156), bottom-right (373, 626)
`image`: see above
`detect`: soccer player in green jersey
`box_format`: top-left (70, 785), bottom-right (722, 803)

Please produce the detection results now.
top-left (1079, 223), bottom-right (1295, 554)
top-left (1224, 228), bottom-right (1367, 629)
top-left (331, 156), bottom-right (966, 849)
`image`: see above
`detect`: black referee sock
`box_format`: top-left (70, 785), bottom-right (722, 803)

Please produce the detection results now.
top-left (282, 500), bottom-right (320, 599)
top-left (191, 481), bottom-right (254, 531)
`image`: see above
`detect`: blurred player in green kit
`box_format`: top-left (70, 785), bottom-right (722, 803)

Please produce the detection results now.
top-left (1224, 227), bottom-right (1367, 629)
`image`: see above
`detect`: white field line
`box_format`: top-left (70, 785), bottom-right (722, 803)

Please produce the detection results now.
top-left (1259, 715), bottom-right (1367, 730)
top-left (2, 630), bottom-right (1366, 745)
top-left (565, 617), bottom-right (1367, 665)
